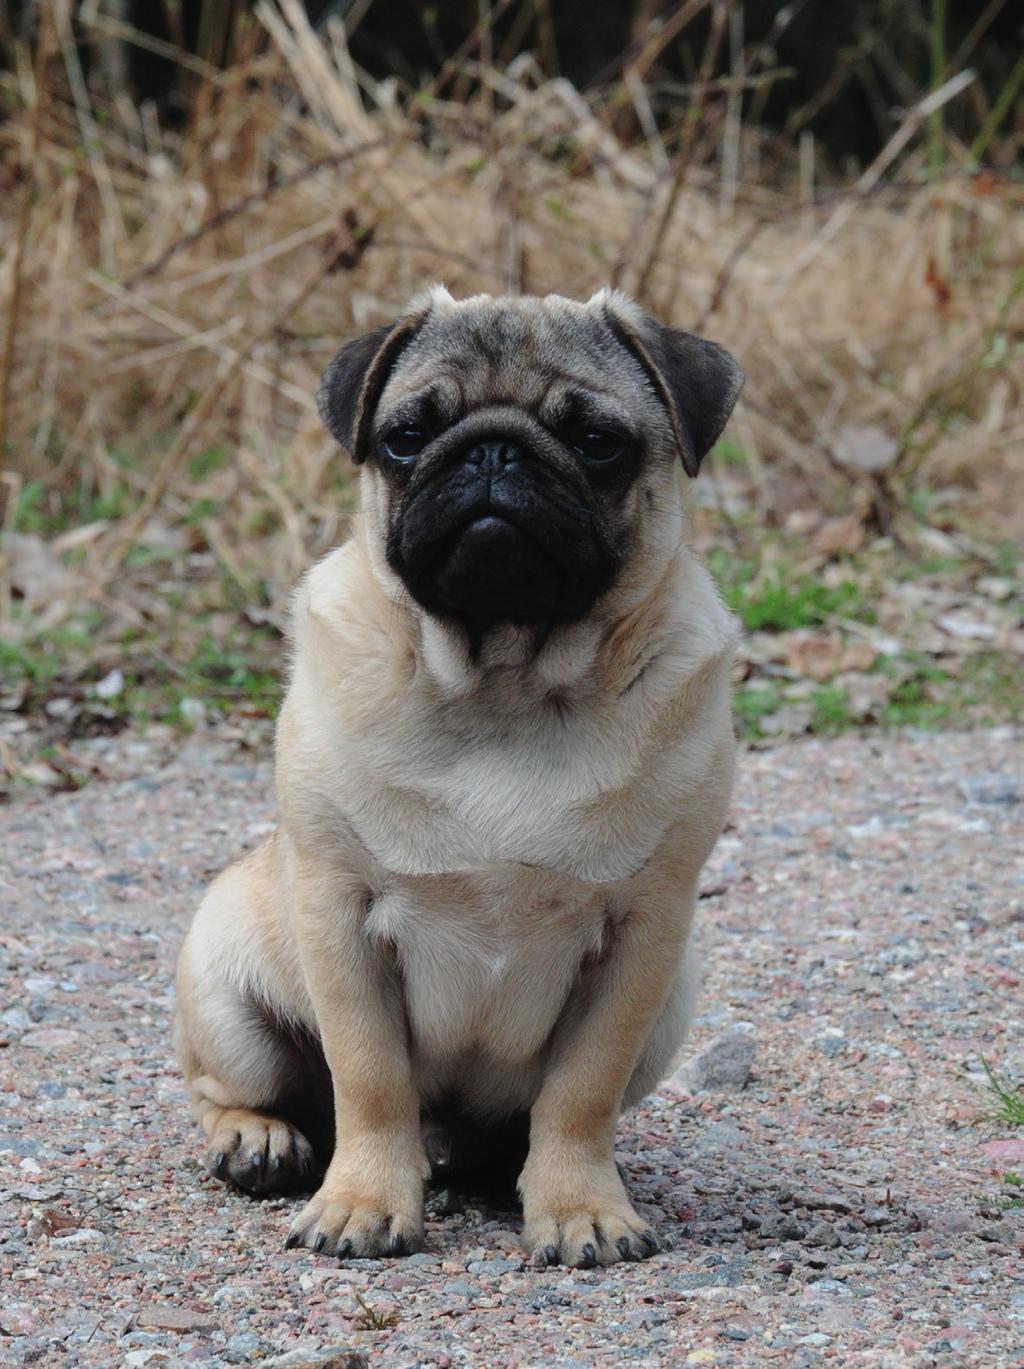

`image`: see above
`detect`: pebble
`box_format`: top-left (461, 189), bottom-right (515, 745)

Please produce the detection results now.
top-left (759, 1215), bottom-right (807, 1241)
top-left (19, 1027), bottom-right (81, 1050)
top-left (466, 1256), bottom-right (525, 1275)
top-left (673, 1028), bottom-right (756, 1093)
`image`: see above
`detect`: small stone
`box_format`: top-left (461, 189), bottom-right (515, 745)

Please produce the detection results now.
top-left (759, 1214), bottom-right (807, 1241)
top-left (225, 1332), bottom-right (267, 1363)
top-left (135, 1306), bottom-right (218, 1333)
top-left (977, 1223), bottom-right (1013, 1244)
top-left (960, 774), bottom-right (1019, 806)
top-left (815, 1028), bottom-right (847, 1059)
top-left (50, 1228), bottom-right (104, 1247)
top-left (94, 668), bottom-right (125, 700)
top-left (44, 697), bottom-right (76, 719)
top-left (798, 1332), bottom-right (833, 1346)
top-left (19, 1028), bottom-right (81, 1050)
top-left (811, 1279), bottom-right (851, 1294)
top-left (466, 1256), bottom-right (525, 1275)
top-left (673, 1028), bottom-right (756, 1093)
top-left (805, 1221), bottom-right (841, 1249)
top-left (787, 1187), bottom-right (852, 1214)
top-left (257, 1353), bottom-right (368, 1369)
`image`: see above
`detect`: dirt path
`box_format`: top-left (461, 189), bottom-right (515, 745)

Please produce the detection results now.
top-left (1, 728), bottom-right (1022, 1367)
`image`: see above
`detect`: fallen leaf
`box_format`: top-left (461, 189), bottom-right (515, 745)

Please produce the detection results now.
top-left (832, 424), bottom-right (899, 474)
top-left (2, 532), bottom-right (72, 602)
top-left (937, 612), bottom-right (998, 642)
top-left (839, 641), bottom-right (877, 672)
top-left (813, 514), bottom-right (866, 557)
top-left (783, 631), bottom-right (843, 681)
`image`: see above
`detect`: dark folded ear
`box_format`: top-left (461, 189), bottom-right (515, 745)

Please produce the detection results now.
top-left (317, 311), bottom-right (427, 463)
top-left (604, 307), bottom-right (745, 477)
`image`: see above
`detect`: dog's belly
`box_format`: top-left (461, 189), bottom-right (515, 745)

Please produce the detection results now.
top-left (365, 867), bottom-right (612, 1117)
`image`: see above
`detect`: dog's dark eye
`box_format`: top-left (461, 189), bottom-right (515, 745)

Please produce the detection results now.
top-left (382, 426), bottom-right (429, 461)
top-left (574, 428), bottom-right (625, 462)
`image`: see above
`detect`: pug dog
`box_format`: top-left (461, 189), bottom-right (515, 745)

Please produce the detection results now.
top-left (175, 286), bottom-right (743, 1268)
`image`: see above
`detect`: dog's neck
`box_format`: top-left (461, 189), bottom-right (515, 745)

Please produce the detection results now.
top-left (350, 511), bottom-right (691, 705)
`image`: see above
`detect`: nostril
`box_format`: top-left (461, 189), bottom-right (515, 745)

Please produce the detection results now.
top-left (465, 439), bottom-right (523, 469)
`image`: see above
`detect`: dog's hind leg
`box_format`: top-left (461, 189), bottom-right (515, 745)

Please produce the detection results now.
top-left (177, 992), bottom-right (323, 1196)
top-left (175, 849), bottom-right (329, 1196)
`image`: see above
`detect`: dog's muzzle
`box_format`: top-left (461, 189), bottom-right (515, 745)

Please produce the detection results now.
top-left (387, 427), bottom-right (618, 632)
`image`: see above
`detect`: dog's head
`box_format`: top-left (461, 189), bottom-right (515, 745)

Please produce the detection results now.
top-left (318, 287), bottom-right (743, 637)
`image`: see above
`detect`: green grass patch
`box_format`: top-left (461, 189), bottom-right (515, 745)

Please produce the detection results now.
top-left (707, 548), bottom-right (873, 632)
top-left (808, 685), bottom-right (855, 735)
top-left (982, 1059), bottom-right (1024, 1127)
top-left (733, 683), bottom-right (783, 737)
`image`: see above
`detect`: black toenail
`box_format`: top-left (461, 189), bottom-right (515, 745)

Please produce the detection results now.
top-left (213, 1152), bottom-right (226, 1169)
top-left (285, 1231), bottom-right (301, 1250)
top-left (639, 1230), bottom-right (659, 1255)
top-left (617, 1236), bottom-right (633, 1259)
top-left (313, 1232), bottom-right (327, 1253)
top-left (544, 1244), bottom-right (558, 1265)
top-left (337, 1239), bottom-right (352, 1259)
top-left (579, 1242), bottom-right (597, 1268)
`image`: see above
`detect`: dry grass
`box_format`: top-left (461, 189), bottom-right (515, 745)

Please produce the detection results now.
top-left (0, 3), bottom-right (1021, 741)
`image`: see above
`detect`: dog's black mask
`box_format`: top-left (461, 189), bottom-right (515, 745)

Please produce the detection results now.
top-left (383, 410), bottom-right (626, 633)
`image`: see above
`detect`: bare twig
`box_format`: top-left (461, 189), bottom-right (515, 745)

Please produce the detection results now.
top-left (776, 69), bottom-right (977, 289)
top-left (632, 0), bottom-right (730, 302)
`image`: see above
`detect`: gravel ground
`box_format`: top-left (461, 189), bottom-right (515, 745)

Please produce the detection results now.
top-left (1, 726), bottom-right (1022, 1368)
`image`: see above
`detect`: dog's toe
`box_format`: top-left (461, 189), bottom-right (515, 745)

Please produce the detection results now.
top-left (286, 1183), bottom-right (424, 1260)
top-left (205, 1110), bottom-right (316, 1196)
top-left (525, 1207), bottom-right (660, 1267)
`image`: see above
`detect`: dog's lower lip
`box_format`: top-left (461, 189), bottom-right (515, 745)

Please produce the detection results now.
top-left (445, 510), bottom-right (542, 552)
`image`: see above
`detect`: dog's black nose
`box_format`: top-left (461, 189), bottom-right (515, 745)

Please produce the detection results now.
top-left (464, 439), bottom-right (524, 472)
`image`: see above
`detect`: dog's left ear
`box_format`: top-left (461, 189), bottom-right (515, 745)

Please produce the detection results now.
top-left (601, 296), bottom-right (745, 477)
top-left (317, 310), bottom-right (428, 463)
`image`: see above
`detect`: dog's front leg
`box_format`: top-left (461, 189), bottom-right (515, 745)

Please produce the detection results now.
top-left (519, 897), bottom-right (689, 1268)
top-left (285, 858), bottom-right (426, 1258)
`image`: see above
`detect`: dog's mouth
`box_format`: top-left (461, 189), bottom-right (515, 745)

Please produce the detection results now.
top-left (388, 458), bottom-right (619, 631)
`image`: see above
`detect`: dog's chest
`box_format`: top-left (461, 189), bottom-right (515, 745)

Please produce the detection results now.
top-left (340, 701), bottom-right (674, 885)
top-left (364, 866), bottom-right (612, 1072)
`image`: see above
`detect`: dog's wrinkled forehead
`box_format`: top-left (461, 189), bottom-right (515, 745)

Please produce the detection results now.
top-left (379, 293), bottom-right (651, 417)
top-left (317, 286), bottom-right (745, 477)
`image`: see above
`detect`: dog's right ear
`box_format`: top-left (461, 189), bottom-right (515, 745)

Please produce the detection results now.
top-left (317, 311), bottom-right (427, 463)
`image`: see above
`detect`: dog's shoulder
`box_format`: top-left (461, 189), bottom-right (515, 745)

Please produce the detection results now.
top-left (603, 542), bottom-right (738, 715)
top-left (288, 528), bottom-right (418, 722)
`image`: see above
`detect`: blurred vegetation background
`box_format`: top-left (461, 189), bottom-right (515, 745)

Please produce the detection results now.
top-left (0, 0), bottom-right (1021, 788)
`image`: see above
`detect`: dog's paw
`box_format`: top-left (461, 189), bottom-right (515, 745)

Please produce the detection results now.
top-left (520, 1154), bottom-right (659, 1267)
top-left (206, 1109), bottom-right (317, 1196)
top-left (524, 1205), bottom-right (659, 1268)
top-left (286, 1180), bottom-right (424, 1259)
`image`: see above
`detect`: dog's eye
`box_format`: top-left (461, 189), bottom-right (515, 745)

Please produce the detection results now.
top-left (574, 428), bottom-right (624, 462)
top-left (383, 426), bottom-right (429, 461)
